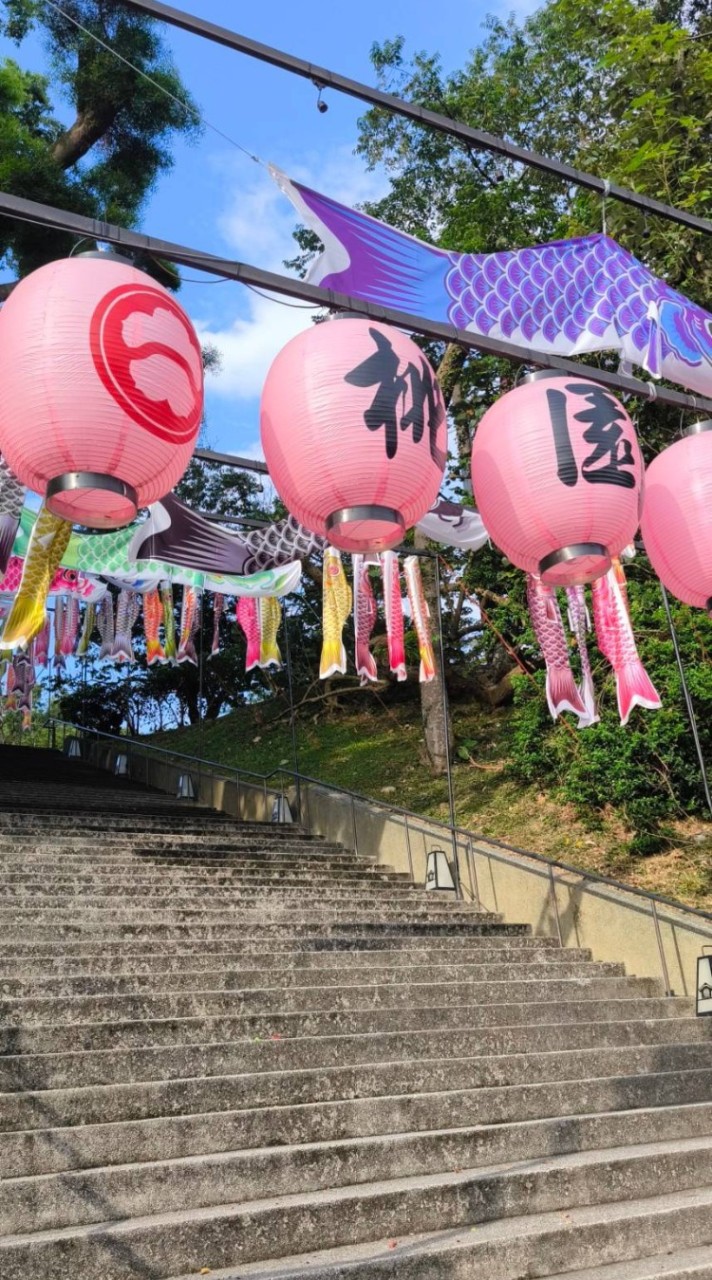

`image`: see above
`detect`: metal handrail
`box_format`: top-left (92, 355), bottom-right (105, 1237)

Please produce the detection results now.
top-left (46, 716), bottom-right (712, 929)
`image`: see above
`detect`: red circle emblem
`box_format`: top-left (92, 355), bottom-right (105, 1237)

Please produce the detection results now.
top-left (90, 283), bottom-right (203, 444)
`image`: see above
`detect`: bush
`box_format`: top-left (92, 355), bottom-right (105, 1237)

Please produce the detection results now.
top-left (507, 566), bottom-right (712, 852)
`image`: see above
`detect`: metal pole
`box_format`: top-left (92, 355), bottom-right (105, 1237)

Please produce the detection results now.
top-left (548, 863), bottom-right (564, 947)
top-left (433, 554), bottom-right (461, 899)
top-left (351, 794), bottom-right (359, 857)
top-left (404, 813), bottom-right (415, 884)
top-left (660, 581), bottom-right (712, 817)
top-left (197, 586), bottom-right (205, 764)
top-left (651, 899), bottom-right (674, 997)
top-left (282, 601), bottom-right (301, 822)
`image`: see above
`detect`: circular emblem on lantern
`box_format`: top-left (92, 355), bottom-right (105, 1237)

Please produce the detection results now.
top-left (0, 254), bottom-right (204, 530)
top-left (90, 284), bottom-right (203, 445)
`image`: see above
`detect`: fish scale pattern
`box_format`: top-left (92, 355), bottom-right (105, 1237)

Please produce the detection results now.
top-left (0, 743), bottom-right (711, 1280)
top-left (444, 236), bottom-right (660, 351)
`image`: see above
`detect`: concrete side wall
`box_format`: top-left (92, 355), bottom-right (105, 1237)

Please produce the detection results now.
top-left (89, 739), bottom-right (712, 997)
top-left (300, 781), bottom-right (712, 997)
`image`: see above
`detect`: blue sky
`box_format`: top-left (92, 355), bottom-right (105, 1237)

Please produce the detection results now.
top-left (2, 0), bottom-right (539, 462)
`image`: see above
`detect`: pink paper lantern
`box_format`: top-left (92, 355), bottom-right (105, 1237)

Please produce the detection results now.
top-left (640, 422), bottom-right (712, 610)
top-left (0, 252), bottom-right (203, 529)
top-left (471, 372), bottom-right (644, 586)
top-left (260, 318), bottom-right (447, 552)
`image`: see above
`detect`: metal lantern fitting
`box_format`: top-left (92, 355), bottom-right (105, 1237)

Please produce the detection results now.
top-left (176, 772), bottom-right (196, 800)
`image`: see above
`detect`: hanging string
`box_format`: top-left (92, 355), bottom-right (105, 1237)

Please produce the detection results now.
top-left (601, 178), bottom-right (611, 237)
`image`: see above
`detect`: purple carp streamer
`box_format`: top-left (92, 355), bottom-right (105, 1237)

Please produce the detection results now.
top-left (275, 169), bottom-right (712, 398)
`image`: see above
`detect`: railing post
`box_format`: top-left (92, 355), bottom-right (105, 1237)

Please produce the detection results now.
top-left (235, 771), bottom-right (241, 821)
top-left (263, 776), bottom-right (268, 822)
top-left (651, 899), bottom-right (674, 996)
top-left (467, 839), bottom-right (480, 906)
top-left (404, 813), bottom-right (414, 884)
top-left (548, 863), bottom-right (563, 947)
top-left (350, 794), bottom-right (359, 857)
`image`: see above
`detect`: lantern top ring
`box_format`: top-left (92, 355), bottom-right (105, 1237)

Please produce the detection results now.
top-left (47, 472), bottom-right (138, 527)
top-left (687, 419), bottom-right (712, 437)
top-left (539, 542), bottom-right (611, 588)
top-left (523, 369), bottom-right (569, 384)
top-left (325, 504), bottom-right (405, 553)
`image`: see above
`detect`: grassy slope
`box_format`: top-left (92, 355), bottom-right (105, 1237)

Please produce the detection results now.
top-left (152, 695), bottom-right (712, 912)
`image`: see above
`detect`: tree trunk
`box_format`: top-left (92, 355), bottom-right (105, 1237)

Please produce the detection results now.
top-left (51, 105), bottom-right (117, 170)
top-left (414, 526), bottom-right (453, 776)
top-left (414, 342), bottom-right (465, 775)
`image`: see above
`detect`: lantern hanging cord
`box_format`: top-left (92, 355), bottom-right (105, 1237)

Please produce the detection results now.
top-left (41, 0), bottom-right (264, 166)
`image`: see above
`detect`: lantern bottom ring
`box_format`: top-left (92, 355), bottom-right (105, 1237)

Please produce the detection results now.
top-left (46, 472), bottom-right (138, 530)
top-left (326, 504), bottom-right (405, 553)
top-left (539, 542), bottom-right (610, 588)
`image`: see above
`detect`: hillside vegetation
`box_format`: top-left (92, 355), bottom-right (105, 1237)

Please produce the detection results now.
top-left (152, 691), bottom-right (712, 914)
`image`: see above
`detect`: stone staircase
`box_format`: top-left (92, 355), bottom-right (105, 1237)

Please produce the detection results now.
top-left (0, 744), bottom-right (711, 1279)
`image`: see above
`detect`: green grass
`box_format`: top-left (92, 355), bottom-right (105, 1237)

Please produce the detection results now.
top-left (151, 692), bottom-right (712, 912)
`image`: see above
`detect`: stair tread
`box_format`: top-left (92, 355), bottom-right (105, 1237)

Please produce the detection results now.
top-left (160, 1189), bottom-right (712, 1277)
top-left (5, 1134), bottom-right (712, 1242)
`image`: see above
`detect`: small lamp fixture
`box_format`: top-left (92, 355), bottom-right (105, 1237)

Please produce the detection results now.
top-left (114, 753), bottom-right (129, 777)
top-left (271, 796), bottom-right (293, 824)
top-left (176, 772), bottom-right (195, 800)
top-left (425, 848), bottom-right (456, 891)
top-left (64, 737), bottom-right (82, 759)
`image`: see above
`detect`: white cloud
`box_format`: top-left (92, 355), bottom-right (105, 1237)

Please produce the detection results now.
top-left (196, 145), bottom-right (388, 406)
top-left (196, 290), bottom-right (318, 403)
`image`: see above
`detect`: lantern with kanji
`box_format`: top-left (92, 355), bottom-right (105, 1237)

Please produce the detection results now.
top-left (640, 422), bottom-right (712, 611)
top-left (0, 252), bottom-right (204, 529)
top-left (471, 372), bottom-right (644, 586)
top-left (260, 318), bottom-right (447, 553)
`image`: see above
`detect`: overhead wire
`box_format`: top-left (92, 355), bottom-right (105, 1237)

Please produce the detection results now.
top-left (41, 0), bottom-right (263, 165)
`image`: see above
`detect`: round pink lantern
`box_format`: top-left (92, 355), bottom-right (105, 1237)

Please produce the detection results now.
top-left (0, 252), bottom-right (204, 529)
top-left (640, 422), bottom-right (712, 611)
top-left (260, 318), bottom-right (447, 552)
top-left (471, 372), bottom-right (644, 586)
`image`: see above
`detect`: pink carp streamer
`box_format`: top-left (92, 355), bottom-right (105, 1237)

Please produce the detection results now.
top-left (404, 556), bottom-right (436, 684)
top-left (592, 562), bottom-right (661, 726)
top-left (177, 587), bottom-right (199, 666)
top-left (35, 618), bottom-right (51, 668)
top-left (353, 555), bottom-right (378, 685)
top-left (211, 593), bottom-right (224, 657)
top-left (237, 597), bottom-right (261, 673)
top-left (113, 589), bottom-right (140, 663)
top-left (97, 593), bottom-right (115, 663)
top-left (566, 585), bottom-right (599, 729)
top-left (527, 574), bottom-right (586, 720)
top-left (381, 551), bottom-right (407, 681)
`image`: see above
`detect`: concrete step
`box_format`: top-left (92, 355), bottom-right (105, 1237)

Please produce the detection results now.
top-left (0, 974), bottom-right (662, 1027)
top-left (0, 920), bottom-right (521, 944)
top-left (163, 1187), bottom-right (712, 1279)
top-left (3, 1060), bottom-right (712, 1175)
top-left (0, 941), bottom-right (579, 979)
top-left (2, 1018), bottom-right (706, 1092)
top-left (1, 1138), bottom-right (711, 1279)
top-left (0, 933), bottom-right (547, 962)
top-left (5, 1104), bottom-right (712, 1236)
top-left (5, 1042), bottom-right (707, 1139)
top-left (0, 958), bottom-right (624, 998)
top-left (0, 867), bottom-right (408, 886)
top-left (0, 995), bottom-right (688, 1057)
